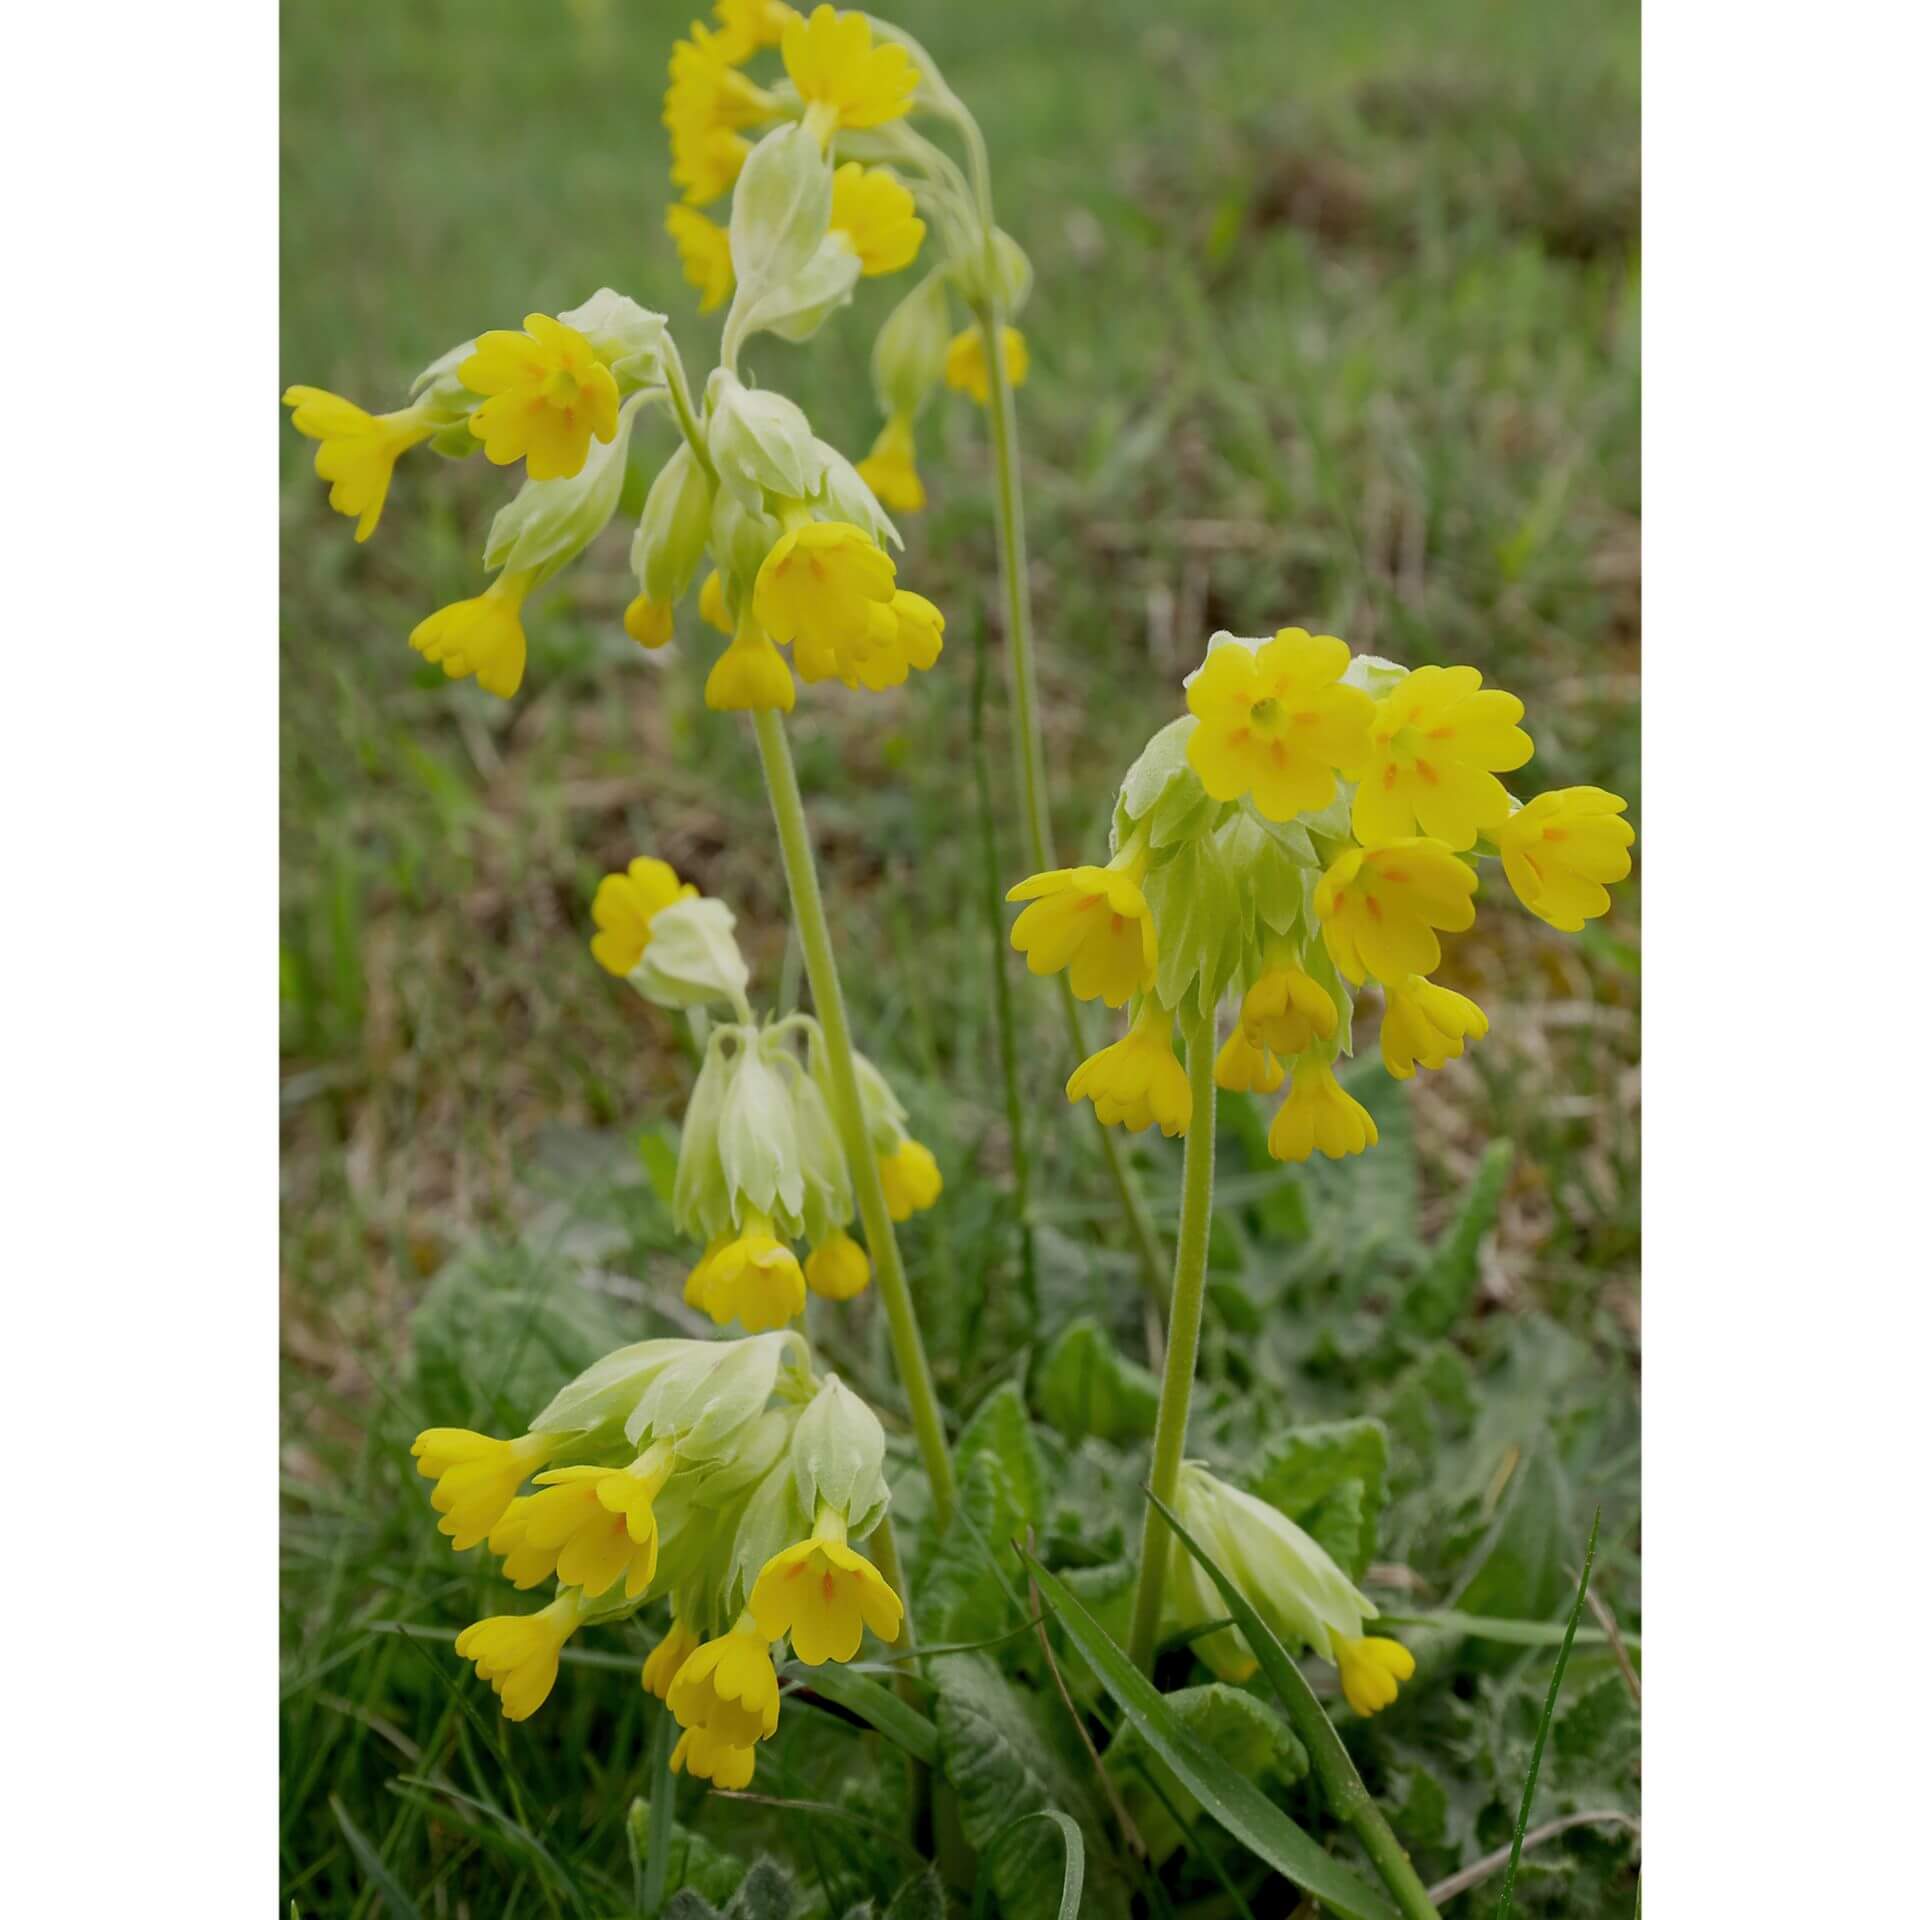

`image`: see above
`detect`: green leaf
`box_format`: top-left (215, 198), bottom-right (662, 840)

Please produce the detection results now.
top-left (1399, 1138), bottom-right (1513, 1339)
top-left (790, 1663), bottom-right (940, 1764)
top-left (1019, 1556), bottom-right (1397, 1920)
top-left (1250, 1417), bottom-right (1390, 1580)
top-left (722, 1860), bottom-right (795, 1920)
top-left (971, 1810), bottom-right (1086, 1920)
top-left (330, 1794), bottom-right (422, 1920)
top-left (954, 1382), bottom-right (1050, 1533)
top-left (882, 1870), bottom-right (948, 1920)
top-left (632, 1795), bottom-right (748, 1912)
top-left (916, 1452), bottom-right (1025, 1646)
top-left (933, 1653), bottom-right (1127, 1920)
top-left (1033, 1317), bottom-right (1160, 1443)
top-left (1450, 1445), bottom-right (1572, 1660)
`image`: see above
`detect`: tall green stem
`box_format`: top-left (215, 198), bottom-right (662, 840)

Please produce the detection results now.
top-left (1126, 1003), bottom-right (1218, 1670)
top-left (749, 708), bottom-right (958, 1526)
top-left (971, 295), bottom-right (1170, 1306)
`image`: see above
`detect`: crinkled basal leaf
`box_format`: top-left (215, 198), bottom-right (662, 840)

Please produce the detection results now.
top-left (1251, 1417), bottom-right (1390, 1581)
top-left (1450, 1443), bottom-right (1572, 1667)
top-left (1108, 1683), bottom-right (1308, 1864)
top-left (410, 1241), bottom-right (628, 1434)
top-left (933, 1655), bottom-right (1128, 1920)
top-left (1033, 1316), bottom-right (1159, 1444)
top-left (915, 1451), bottom-right (1024, 1646)
top-left (1398, 1137), bottom-right (1514, 1340)
top-left (628, 1797), bottom-right (747, 1911)
top-left (953, 1382), bottom-right (1050, 1536)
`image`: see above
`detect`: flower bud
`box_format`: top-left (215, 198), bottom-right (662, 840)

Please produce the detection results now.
top-left (557, 288), bottom-right (671, 387)
top-left (628, 896), bottom-right (751, 1013)
top-left (718, 1031), bottom-right (809, 1231)
top-left (784, 1051), bottom-right (853, 1241)
top-left (870, 272), bottom-right (952, 420)
top-left (482, 394), bottom-right (648, 578)
top-left (738, 232), bottom-right (863, 345)
top-left (729, 122), bottom-right (833, 297)
top-left (791, 1376), bottom-right (890, 1538)
top-left (631, 441), bottom-right (715, 605)
top-left (675, 1033), bottom-right (741, 1242)
top-left (707, 369), bottom-right (827, 509)
top-left (950, 225), bottom-right (1033, 315)
top-left (829, 1046), bottom-right (909, 1157)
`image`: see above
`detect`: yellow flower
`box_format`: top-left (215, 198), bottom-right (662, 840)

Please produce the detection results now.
top-left (1185, 630), bottom-right (1375, 823)
top-left (830, 161), bottom-right (924, 274)
top-left (409, 571), bottom-right (535, 700)
top-left (856, 413), bottom-right (925, 512)
top-left (671, 1724), bottom-right (757, 1789)
top-left (1066, 1002), bottom-right (1191, 1136)
top-left (1331, 1632), bottom-right (1416, 1717)
top-left (1497, 787), bottom-right (1635, 933)
top-left (643, 1618), bottom-right (700, 1700)
top-left (282, 387), bottom-right (433, 542)
top-left (486, 1444), bottom-right (676, 1601)
top-left (749, 1521), bottom-right (905, 1665)
top-left (667, 1626), bottom-right (782, 1746)
top-left (625, 592), bottom-right (675, 650)
top-left (1007, 852), bottom-right (1158, 1007)
top-left (805, 1230), bottom-right (872, 1300)
top-left (1268, 1060), bottom-right (1379, 1163)
top-left (878, 1139), bottom-right (942, 1220)
top-left (695, 1211), bottom-right (808, 1331)
top-left (459, 315), bottom-right (620, 482)
top-left (711, 0), bottom-right (798, 61)
top-left (1351, 664), bottom-right (1533, 850)
top-left (667, 203), bottom-right (735, 313)
top-left (699, 569), bottom-right (734, 634)
top-left (753, 520), bottom-right (898, 668)
top-left (705, 624), bottom-right (797, 712)
top-left (455, 1588), bottom-right (584, 1722)
top-left (1239, 962), bottom-right (1338, 1056)
top-left (590, 857), bottom-right (698, 978)
top-left (893, 591), bottom-right (944, 672)
top-left (1214, 1021), bottom-right (1286, 1094)
top-left (412, 1427), bottom-right (557, 1549)
top-left (1313, 840), bottom-right (1477, 987)
top-left (1380, 976), bottom-right (1488, 1081)
top-left (682, 1236), bottom-right (727, 1315)
top-left (781, 5), bottom-right (918, 138)
top-left (665, 23), bottom-right (775, 203)
top-left (944, 324), bottom-right (1028, 406)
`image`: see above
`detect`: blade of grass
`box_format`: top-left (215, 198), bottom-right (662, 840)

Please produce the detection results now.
top-left (1020, 1548), bottom-right (1397, 1920)
top-left (330, 1794), bottom-right (424, 1920)
top-left (638, 1705), bottom-right (677, 1918)
top-left (1492, 1509), bottom-right (1602, 1920)
top-left (1374, 1610), bottom-right (1637, 1649)
top-left (786, 1663), bottom-right (941, 1765)
top-left (971, 1809), bottom-right (1086, 1920)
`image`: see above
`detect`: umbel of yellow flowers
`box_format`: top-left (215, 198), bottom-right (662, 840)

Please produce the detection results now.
top-left (583, 854), bottom-right (945, 1332)
top-left (1009, 626), bottom-right (1634, 1162)
top-left (414, 1338), bottom-right (904, 1786)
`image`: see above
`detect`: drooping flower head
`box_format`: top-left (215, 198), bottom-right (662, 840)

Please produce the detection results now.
top-left (411, 1427), bottom-right (558, 1549)
top-left (486, 1442), bottom-right (676, 1601)
top-left (1380, 976), bottom-right (1488, 1081)
top-left (459, 316), bottom-right (620, 481)
top-left (1331, 1631), bottom-right (1417, 1717)
top-left (408, 571), bottom-right (535, 700)
top-left (671, 1724), bottom-right (757, 1788)
top-left (877, 1138), bottom-right (942, 1220)
top-left (1008, 845), bottom-right (1158, 1007)
top-left (1185, 630), bottom-right (1375, 823)
top-left (856, 413), bottom-right (925, 513)
top-left (1067, 1001), bottom-right (1192, 1137)
top-left (1238, 961), bottom-right (1338, 1057)
top-left (1313, 839), bottom-right (1478, 987)
top-left (752, 519), bottom-right (898, 672)
top-left (706, 621), bottom-right (798, 713)
top-left (782, 5), bottom-right (919, 139)
top-left (805, 1229), bottom-right (872, 1301)
top-left (944, 324), bottom-right (1028, 406)
top-left (282, 387), bottom-right (434, 541)
top-left (667, 203), bottom-right (736, 313)
top-left (643, 1617), bottom-right (700, 1700)
top-left (590, 857), bottom-right (698, 979)
top-left (690, 1210), bottom-right (807, 1332)
top-left (1497, 786), bottom-right (1635, 932)
top-left (625, 592), bottom-right (675, 650)
top-left (666, 1624), bottom-right (783, 1747)
top-left (748, 1513), bottom-right (905, 1665)
top-left (830, 162), bottom-right (925, 275)
top-left (455, 1588), bottom-right (585, 1722)
top-left (1267, 1058), bottom-right (1379, 1163)
top-left (1214, 1020), bottom-right (1286, 1094)
top-left (1351, 663), bottom-right (1533, 850)
top-left (699, 569), bottom-right (734, 634)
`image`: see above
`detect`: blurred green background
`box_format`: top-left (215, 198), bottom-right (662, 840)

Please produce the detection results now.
top-left (282, 0), bottom-right (1638, 1910)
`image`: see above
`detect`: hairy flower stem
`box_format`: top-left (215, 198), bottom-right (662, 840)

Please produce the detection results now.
top-left (970, 294), bottom-right (1170, 1309)
top-left (1125, 1003), bottom-right (1218, 1671)
top-left (750, 708), bottom-right (958, 1526)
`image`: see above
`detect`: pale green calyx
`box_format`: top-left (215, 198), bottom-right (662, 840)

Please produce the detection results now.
top-left (784, 1049), bottom-right (853, 1242)
top-left (529, 1337), bottom-right (713, 1438)
top-left (805, 440), bottom-right (901, 549)
top-left (710, 485), bottom-right (782, 614)
top-left (482, 392), bottom-right (653, 578)
top-left (632, 441), bottom-right (715, 604)
top-left (1341, 652), bottom-right (1409, 699)
top-left (728, 123), bottom-right (833, 301)
top-left (717, 1029), bottom-right (810, 1231)
top-left (740, 231), bottom-right (863, 346)
top-left (706, 369), bottom-right (827, 510)
top-left (791, 1376), bottom-right (890, 1540)
top-left (951, 225), bottom-right (1033, 315)
top-left (558, 288), bottom-right (671, 387)
top-left (628, 896), bottom-right (751, 1015)
top-left (409, 338), bottom-right (480, 426)
top-left (626, 1330), bottom-right (810, 1462)
top-left (1112, 715), bottom-right (1222, 852)
top-left (870, 270), bottom-right (952, 420)
top-left (832, 1045), bottom-right (910, 1157)
top-left (674, 1031), bottom-right (740, 1242)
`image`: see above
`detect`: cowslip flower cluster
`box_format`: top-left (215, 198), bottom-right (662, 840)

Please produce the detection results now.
top-left (416, 1338), bottom-right (904, 1785)
top-left (1010, 626), bottom-right (1634, 1159)
top-left (586, 855), bottom-right (942, 1330)
top-left (1166, 1463), bottom-right (1416, 1717)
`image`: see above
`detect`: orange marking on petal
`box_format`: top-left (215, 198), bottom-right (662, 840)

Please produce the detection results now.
top-left (1415, 760), bottom-right (1439, 785)
top-left (1365, 897), bottom-right (1383, 921)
